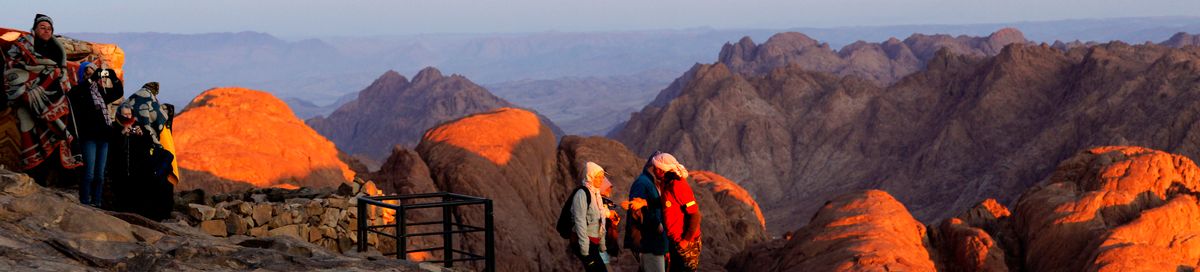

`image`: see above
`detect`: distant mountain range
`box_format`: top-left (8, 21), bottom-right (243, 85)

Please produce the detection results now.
top-left (67, 16), bottom-right (1200, 136)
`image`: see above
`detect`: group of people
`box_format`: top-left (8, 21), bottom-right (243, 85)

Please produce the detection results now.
top-left (3, 14), bottom-right (176, 220)
top-left (565, 152), bottom-right (702, 272)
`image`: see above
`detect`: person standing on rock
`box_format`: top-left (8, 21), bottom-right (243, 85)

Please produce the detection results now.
top-left (626, 153), bottom-right (668, 272)
top-left (67, 61), bottom-right (123, 207)
top-left (572, 162), bottom-right (611, 272)
top-left (4, 14), bottom-right (83, 177)
top-left (652, 153), bottom-right (701, 272)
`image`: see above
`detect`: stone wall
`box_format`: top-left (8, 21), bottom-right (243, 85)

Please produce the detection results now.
top-left (176, 179), bottom-right (397, 255)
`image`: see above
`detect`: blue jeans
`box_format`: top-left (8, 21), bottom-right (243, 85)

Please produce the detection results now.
top-left (80, 139), bottom-right (109, 205)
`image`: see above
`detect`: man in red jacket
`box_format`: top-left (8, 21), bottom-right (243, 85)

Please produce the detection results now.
top-left (651, 153), bottom-right (701, 272)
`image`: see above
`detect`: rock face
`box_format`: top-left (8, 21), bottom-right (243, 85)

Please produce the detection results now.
top-left (717, 28), bottom-right (1026, 85)
top-left (416, 107), bottom-right (568, 271)
top-left (1013, 146), bottom-right (1200, 271)
top-left (309, 68), bottom-right (562, 161)
top-left (687, 171), bottom-right (767, 270)
top-left (726, 190), bottom-right (936, 271)
top-left (0, 168), bottom-right (428, 271)
top-left (615, 36), bottom-right (1200, 232)
top-left (174, 87), bottom-right (353, 193)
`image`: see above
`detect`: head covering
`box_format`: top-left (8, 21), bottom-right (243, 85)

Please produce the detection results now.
top-left (583, 161), bottom-right (609, 187)
top-left (77, 61), bottom-right (95, 85)
top-left (652, 153), bottom-right (689, 179)
top-left (32, 14), bottom-right (53, 31)
top-left (142, 82), bottom-right (160, 95)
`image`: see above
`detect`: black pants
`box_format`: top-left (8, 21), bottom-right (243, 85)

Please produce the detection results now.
top-left (579, 243), bottom-right (607, 272)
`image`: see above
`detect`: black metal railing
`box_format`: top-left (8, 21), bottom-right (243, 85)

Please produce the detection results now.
top-left (357, 192), bottom-right (494, 271)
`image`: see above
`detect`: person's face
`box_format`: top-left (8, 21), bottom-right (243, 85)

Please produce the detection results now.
top-left (652, 167), bottom-right (666, 182)
top-left (120, 108), bottom-right (132, 119)
top-left (85, 67), bottom-right (96, 79)
top-left (34, 22), bottom-right (53, 41)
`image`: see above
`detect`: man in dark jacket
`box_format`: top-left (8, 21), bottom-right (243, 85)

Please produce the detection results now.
top-left (626, 154), bottom-right (667, 272)
top-left (68, 62), bottom-right (123, 206)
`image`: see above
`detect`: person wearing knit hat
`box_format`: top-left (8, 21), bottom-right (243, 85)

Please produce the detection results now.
top-left (30, 14), bottom-right (64, 65)
top-left (651, 153), bottom-right (702, 272)
top-left (4, 13), bottom-right (80, 172)
top-left (571, 161), bottom-right (611, 271)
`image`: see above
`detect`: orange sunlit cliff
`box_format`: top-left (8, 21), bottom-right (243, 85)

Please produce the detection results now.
top-left (173, 87), bottom-right (354, 193)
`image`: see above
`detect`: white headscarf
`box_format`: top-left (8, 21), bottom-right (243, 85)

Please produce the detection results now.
top-left (651, 153), bottom-right (689, 179)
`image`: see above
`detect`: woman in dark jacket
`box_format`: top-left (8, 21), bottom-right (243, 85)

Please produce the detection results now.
top-left (68, 62), bottom-right (123, 207)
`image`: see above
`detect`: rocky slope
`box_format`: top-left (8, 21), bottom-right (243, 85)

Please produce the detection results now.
top-left (615, 37), bottom-right (1200, 232)
top-left (0, 169), bottom-right (431, 271)
top-left (729, 146), bottom-right (1200, 271)
top-left (308, 68), bottom-right (562, 162)
top-left (717, 28), bottom-right (1026, 85)
top-left (174, 87), bottom-right (354, 193)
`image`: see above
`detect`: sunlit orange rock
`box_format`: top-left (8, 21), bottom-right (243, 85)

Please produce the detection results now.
top-left (174, 87), bottom-right (354, 193)
top-left (726, 190), bottom-right (936, 271)
top-left (688, 170), bottom-right (768, 270)
top-left (934, 217), bottom-right (1009, 272)
top-left (930, 198), bottom-right (1016, 272)
top-left (1013, 146), bottom-right (1200, 271)
top-left (421, 107), bottom-right (542, 165)
top-left (416, 107), bottom-right (568, 271)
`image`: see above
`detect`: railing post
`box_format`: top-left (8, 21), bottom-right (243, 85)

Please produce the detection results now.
top-left (397, 205), bottom-right (407, 260)
top-left (356, 197), bottom-right (367, 252)
top-left (485, 199), bottom-right (494, 272)
top-left (443, 203), bottom-right (454, 268)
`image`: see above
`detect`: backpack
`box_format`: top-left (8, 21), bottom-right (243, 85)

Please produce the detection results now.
top-left (555, 186), bottom-right (590, 239)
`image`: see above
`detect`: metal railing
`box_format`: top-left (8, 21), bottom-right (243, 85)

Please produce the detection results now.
top-left (357, 192), bottom-right (495, 271)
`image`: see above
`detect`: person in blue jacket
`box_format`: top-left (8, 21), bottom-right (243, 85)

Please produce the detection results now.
top-left (625, 152), bottom-right (668, 272)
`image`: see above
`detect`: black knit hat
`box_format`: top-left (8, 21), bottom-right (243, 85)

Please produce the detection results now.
top-left (32, 14), bottom-right (53, 31)
top-left (142, 82), bottom-right (159, 92)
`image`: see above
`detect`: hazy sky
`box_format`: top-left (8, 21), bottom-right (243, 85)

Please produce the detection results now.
top-left (4, 0), bottom-right (1199, 37)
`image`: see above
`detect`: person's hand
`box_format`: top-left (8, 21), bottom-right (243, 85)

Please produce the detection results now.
top-left (625, 198), bottom-right (648, 211)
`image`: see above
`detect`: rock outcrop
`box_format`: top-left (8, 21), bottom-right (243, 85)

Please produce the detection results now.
top-left (1013, 146), bottom-right (1200, 271)
top-left (615, 36), bottom-right (1200, 232)
top-left (717, 28), bottom-right (1026, 85)
top-left (309, 68), bottom-right (562, 161)
top-left (174, 87), bottom-right (353, 193)
top-left (726, 190), bottom-right (936, 271)
top-left (416, 107), bottom-right (569, 271)
top-left (729, 146), bottom-right (1200, 271)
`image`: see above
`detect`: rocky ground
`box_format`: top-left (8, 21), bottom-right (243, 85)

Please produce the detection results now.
top-left (0, 168), bottom-right (443, 271)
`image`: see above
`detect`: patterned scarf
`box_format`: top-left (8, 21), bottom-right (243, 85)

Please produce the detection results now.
top-left (88, 81), bottom-right (112, 125)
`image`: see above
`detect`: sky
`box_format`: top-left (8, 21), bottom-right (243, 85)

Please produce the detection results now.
top-left (4, 0), bottom-right (1199, 37)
